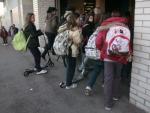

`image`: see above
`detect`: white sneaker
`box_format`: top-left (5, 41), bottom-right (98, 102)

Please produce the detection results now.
top-left (101, 84), bottom-right (104, 88)
top-left (113, 97), bottom-right (119, 101)
top-left (33, 68), bottom-right (37, 71)
top-left (65, 83), bottom-right (77, 89)
top-left (36, 69), bottom-right (47, 75)
top-left (85, 86), bottom-right (92, 96)
top-left (85, 86), bottom-right (92, 90)
top-left (105, 106), bottom-right (112, 111)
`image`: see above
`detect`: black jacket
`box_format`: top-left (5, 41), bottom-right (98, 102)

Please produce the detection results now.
top-left (82, 22), bottom-right (94, 39)
top-left (24, 22), bottom-right (42, 48)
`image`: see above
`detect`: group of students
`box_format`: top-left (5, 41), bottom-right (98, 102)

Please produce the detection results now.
top-left (23, 7), bottom-right (133, 111)
top-left (0, 24), bottom-right (18, 45)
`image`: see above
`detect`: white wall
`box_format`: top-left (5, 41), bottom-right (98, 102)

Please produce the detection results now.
top-left (22, 0), bottom-right (33, 27)
top-left (1, 0), bottom-right (33, 30)
top-left (1, 0), bottom-right (20, 29)
top-left (130, 0), bottom-right (150, 113)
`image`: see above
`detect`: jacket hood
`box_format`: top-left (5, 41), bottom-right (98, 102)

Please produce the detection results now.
top-left (101, 17), bottom-right (128, 26)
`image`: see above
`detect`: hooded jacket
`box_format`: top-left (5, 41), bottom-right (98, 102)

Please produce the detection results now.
top-left (96, 17), bottom-right (131, 64)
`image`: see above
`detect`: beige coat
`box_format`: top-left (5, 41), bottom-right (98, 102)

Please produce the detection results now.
top-left (57, 24), bottom-right (82, 57)
top-left (68, 27), bottom-right (82, 57)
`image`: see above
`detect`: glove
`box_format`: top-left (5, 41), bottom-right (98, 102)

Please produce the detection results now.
top-left (37, 29), bottom-right (44, 36)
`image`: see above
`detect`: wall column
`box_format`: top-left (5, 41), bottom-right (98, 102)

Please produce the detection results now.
top-left (33, 0), bottom-right (55, 30)
top-left (18, 0), bottom-right (23, 29)
top-left (130, 0), bottom-right (150, 112)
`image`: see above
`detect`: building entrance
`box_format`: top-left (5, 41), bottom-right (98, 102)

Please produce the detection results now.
top-left (59, 0), bottom-right (95, 17)
top-left (105, 0), bottom-right (135, 15)
top-left (105, 0), bottom-right (135, 98)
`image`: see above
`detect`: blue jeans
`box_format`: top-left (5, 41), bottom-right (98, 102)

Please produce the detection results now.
top-left (87, 59), bottom-right (104, 88)
top-left (66, 56), bottom-right (76, 86)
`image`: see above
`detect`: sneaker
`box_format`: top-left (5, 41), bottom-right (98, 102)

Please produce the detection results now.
top-left (36, 69), bottom-right (47, 75)
top-left (3, 43), bottom-right (8, 46)
top-left (105, 106), bottom-right (112, 111)
top-left (113, 97), bottom-right (119, 101)
top-left (59, 82), bottom-right (66, 88)
top-left (85, 86), bottom-right (92, 96)
top-left (65, 83), bottom-right (77, 89)
top-left (33, 68), bottom-right (37, 71)
top-left (101, 84), bottom-right (104, 88)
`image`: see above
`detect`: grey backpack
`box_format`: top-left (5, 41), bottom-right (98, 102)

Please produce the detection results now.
top-left (53, 30), bottom-right (69, 56)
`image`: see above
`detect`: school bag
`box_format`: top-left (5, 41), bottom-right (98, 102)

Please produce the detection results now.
top-left (12, 31), bottom-right (30, 52)
top-left (38, 33), bottom-right (48, 48)
top-left (53, 30), bottom-right (69, 55)
top-left (106, 25), bottom-right (130, 55)
top-left (85, 28), bottom-right (100, 60)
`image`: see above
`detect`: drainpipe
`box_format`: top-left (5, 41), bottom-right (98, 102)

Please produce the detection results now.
top-left (18, 0), bottom-right (23, 29)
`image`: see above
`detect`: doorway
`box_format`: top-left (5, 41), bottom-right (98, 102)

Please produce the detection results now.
top-left (105, 0), bottom-right (135, 98)
top-left (60, 0), bottom-right (68, 17)
top-left (105, 0), bottom-right (129, 13)
top-left (59, 0), bottom-right (95, 17)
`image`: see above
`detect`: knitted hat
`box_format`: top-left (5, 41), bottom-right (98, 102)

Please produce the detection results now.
top-left (47, 7), bottom-right (57, 13)
top-left (51, 7), bottom-right (57, 12)
top-left (47, 7), bottom-right (53, 13)
top-left (64, 11), bottom-right (73, 19)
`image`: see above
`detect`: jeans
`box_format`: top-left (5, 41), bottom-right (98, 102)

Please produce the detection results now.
top-left (42, 32), bottom-right (56, 56)
top-left (29, 47), bottom-right (42, 71)
top-left (66, 56), bottom-right (76, 86)
top-left (104, 61), bottom-right (123, 107)
top-left (87, 59), bottom-right (104, 88)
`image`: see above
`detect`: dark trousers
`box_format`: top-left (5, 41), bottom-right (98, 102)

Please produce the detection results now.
top-left (121, 62), bottom-right (132, 80)
top-left (42, 32), bottom-right (56, 56)
top-left (29, 47), bottom-right (41, 71)
top-left (66, 56), bottom-right (76, 86)
top-left (2, 37), bottom-right (8, 44)
top-left (104, 61), bottom-right (123, 107)
top-left (87, 59), bottom-right (103, 88)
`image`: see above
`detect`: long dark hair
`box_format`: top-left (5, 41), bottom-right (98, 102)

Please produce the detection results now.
top-left (67, 14), bottom-right (78, 29)
top-left (24, 13), bottom-right (34, 28)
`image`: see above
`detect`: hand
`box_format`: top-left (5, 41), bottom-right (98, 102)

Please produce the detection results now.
top-left (37, 29), bottom-right (44, 36)
top-left (127, 54), bottom-right (133, 62)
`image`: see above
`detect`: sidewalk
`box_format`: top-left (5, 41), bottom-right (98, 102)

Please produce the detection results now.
top-left (0, 43), bottom-right (146, 113)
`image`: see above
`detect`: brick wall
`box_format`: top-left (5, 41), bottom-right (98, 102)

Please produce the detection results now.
top-left (1, 0), bottom-right (19, 29)
top-left (130, 0), bottom-right (150, 112)
top-left (22, 0), bottom-right (33, 27)
top-left (33, 0), bottom-right (55, 30)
